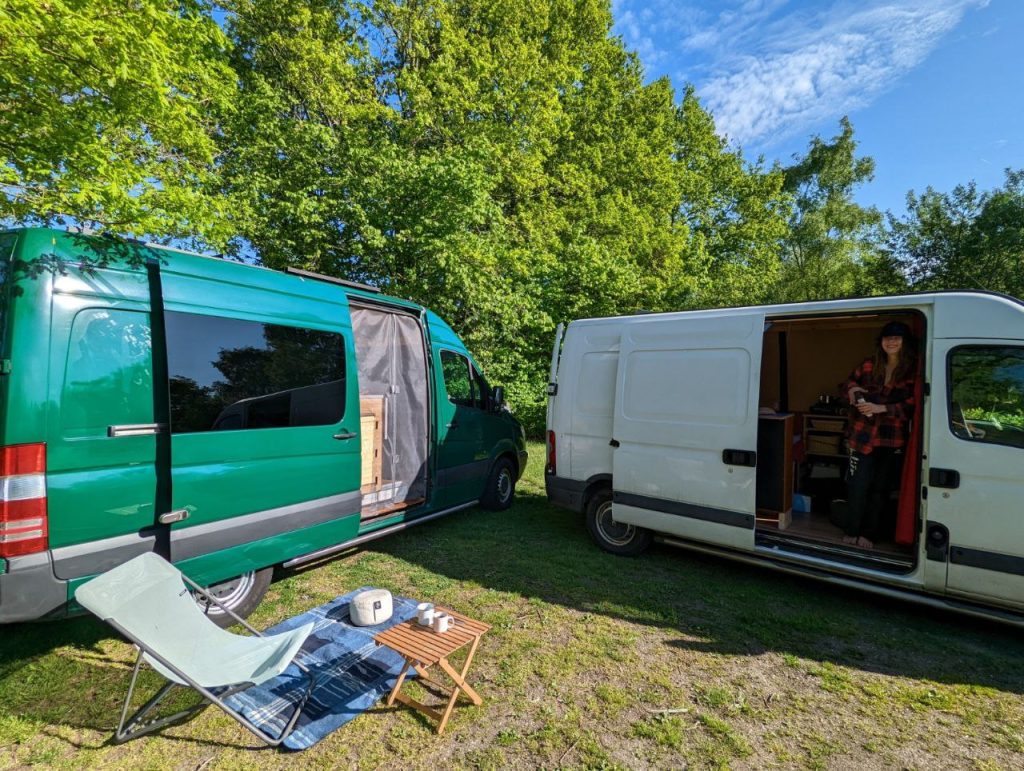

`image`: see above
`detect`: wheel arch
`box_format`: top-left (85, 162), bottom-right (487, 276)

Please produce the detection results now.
top-left (582, 474), bottom-right (613, 511)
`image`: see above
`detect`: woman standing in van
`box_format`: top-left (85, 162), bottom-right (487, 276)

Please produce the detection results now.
top-left (839, 321), bottom-right (917, 548)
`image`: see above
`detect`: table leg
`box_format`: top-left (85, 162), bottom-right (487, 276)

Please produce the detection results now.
top-left (387, 659), bottom-right (413, 706)
top-left (436, 661), bottom-right (461, 735)
top-left (435, 636), bottom-right (484, 734)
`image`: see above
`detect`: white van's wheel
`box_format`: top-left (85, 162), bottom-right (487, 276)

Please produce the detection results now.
top-left (586, 490), bottom-right (652, 556)
top-left (194, 567), bottom-right (273, 628)
top-left (481, 457), bottom-right (517, 511)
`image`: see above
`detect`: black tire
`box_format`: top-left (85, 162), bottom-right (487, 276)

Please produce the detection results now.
top-left (585, 489), bottom-right (652, 556)
top-left (480, 456), bottom-right (517, 511)
top-left (194, 567), bottom-right (273, 628)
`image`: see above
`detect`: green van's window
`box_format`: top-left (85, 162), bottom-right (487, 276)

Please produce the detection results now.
top-left (62, 309), bottom-right (153, 436)
top-left (166, 311), bottom-right (346, 433)
top-left (441, 350), bottom-right (473, 407)
top-left (949, 346), bottom-right (1024, 449)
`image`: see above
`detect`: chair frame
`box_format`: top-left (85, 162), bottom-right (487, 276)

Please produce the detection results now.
top-left (109, 571), bottom-right (317, 746)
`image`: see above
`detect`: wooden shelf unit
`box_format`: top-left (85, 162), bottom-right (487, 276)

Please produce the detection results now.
top-left (803, 414), bottom-right (849, 458)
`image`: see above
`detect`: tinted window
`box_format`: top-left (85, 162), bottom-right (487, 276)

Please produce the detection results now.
top-left (441, 350), bottom-right (473, 406)
top-left (166, 312), bottom-right (346, 433)
top-left (440, 350), bottom-right (491, 409)
top-left (62, 309), bottom-right (152, 436)
top-left (949, 346), bottom-right (1024, 449)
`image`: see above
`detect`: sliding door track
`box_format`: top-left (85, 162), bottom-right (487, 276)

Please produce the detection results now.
top-left (756, 531), bottom-right (915, 574)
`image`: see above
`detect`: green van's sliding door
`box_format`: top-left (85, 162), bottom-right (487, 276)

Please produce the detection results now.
top-left (157, 267), bottom-right (362, 573)
top-left (610, 313), bottom-right (764, 551)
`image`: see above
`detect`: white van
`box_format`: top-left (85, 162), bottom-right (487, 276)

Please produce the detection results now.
top-left (545, 292), bottom-right (1024, 626)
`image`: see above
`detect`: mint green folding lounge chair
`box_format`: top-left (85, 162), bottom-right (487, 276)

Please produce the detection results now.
top-left (75, 552), bottom-right (316, 745)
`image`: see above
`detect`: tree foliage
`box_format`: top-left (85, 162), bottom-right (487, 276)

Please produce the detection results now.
top-left (12, 0), bottom-right (984, 434)
top-left (777, 117), bottom-right (890, 302)
top-left (888, 169), bottom-right (1024, 297)
top-left (218, 0), bottom-right (789, 431)
top-left (0, 0), bottom-right (237, 246)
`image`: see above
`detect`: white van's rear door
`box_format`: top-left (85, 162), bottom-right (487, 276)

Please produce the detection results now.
top-left (611, 313), bottom-right (763, 550)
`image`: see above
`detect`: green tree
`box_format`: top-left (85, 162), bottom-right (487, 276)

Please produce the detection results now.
top-left (672, 87), bottom-right (789, 309)
top-left (777, 117), bottom-right (888, 302)
top-left (218, 0), bottom-right (793, 432)
top-left (888, 169), bottom-right (1024, 297)
top-left (0, 0), bottom-right (237, 246)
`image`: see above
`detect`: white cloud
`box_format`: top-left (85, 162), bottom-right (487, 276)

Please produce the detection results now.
top-left (613, 0), bottom-right (987, 148)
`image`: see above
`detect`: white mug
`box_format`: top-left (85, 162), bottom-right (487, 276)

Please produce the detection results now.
top-left (416, 602), bottom-right (435, 626)
top-left (431, 612), bottom-right (452, 634)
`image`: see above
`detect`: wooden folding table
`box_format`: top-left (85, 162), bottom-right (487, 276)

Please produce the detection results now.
top-left (374, 607), bottom-right (490, 734)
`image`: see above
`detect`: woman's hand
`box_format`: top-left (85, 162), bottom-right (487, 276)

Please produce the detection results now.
top-left (847, 386), bottom-right (867, 403)
top-left (856, 402), bottom-right (887, 416)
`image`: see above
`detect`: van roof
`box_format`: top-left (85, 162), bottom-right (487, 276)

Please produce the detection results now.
top-left (568, 290), bottom-right (1024, 336)
top-left (3, 227), bottom-right (424, 313)
top-left (569, 288), bottom-right (1024, 325)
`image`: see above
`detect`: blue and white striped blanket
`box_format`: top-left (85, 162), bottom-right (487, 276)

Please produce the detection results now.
top-left (225, 587), bottom-right (419, 751)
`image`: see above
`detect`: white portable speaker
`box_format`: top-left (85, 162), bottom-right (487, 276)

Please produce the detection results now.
top-left (350, 588), bottom-right (394, 626)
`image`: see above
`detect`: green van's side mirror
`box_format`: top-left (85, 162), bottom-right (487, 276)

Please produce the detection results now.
top-left (492, 386), bottom-right (505, 411)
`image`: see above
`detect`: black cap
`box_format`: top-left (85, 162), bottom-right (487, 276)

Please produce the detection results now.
top-left (881, 321), bottom-right (911, 338)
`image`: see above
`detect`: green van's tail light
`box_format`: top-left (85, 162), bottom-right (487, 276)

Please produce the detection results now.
top-left (0, 443), bottom-right (48, 558)
top-left (547, 430), bottom-right (556, 474)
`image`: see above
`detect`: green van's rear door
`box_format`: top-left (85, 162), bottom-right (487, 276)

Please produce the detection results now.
top-left (41, 243), bottom-right (161, 578)
top-left (157, 264), bottom-right (362, 578)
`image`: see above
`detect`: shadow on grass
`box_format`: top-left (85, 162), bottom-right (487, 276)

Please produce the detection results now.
top-left (3, 484), bottom-right (1022, 744)
top-left (371, 488), bottom-right (1024, 696)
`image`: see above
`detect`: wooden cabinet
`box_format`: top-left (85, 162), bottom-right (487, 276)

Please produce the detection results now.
top-left (360, 396), bottom-right (385, 492)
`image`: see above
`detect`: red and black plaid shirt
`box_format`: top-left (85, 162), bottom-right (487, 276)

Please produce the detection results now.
top-left (839, 358), bottom-right (916, 454)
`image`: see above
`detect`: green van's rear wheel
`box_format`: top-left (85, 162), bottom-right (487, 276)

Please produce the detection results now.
top-left (194, 567), bottom-right (273, 628)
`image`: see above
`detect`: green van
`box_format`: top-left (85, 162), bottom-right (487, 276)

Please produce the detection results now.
top-left (0, 228), bottom-right (527, 624)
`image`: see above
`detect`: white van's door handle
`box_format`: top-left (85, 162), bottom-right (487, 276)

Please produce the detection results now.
top-left (333, 430), bottom-right (357, 440)
top-left (722, 449), bottom-right (757, 467)
top-left (609, 439), bottom-right (620, 448)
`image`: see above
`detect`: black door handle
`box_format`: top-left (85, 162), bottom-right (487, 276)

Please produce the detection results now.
top-left (722, 449), bottom-right (757, 467)
top-left (333, 431), bottom-right (357, 440)
top-left (929, 468), bottom-right (960, 489)
top-left (609, 439), bottom-right (620, 448)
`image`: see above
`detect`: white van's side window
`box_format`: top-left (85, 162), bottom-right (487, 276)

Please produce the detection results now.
top-left (948, 346), bottom-right (1024, 449)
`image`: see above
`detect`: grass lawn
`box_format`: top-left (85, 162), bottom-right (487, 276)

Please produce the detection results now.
top-left (2, 441), bottom-right (1023, 769)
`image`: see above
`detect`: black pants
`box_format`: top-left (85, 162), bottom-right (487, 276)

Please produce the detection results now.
top-left (843, 448), bottom-right (904, 541)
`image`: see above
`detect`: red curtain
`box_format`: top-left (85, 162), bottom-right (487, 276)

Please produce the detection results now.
top-left (895, 317), bottom-right (925, 545)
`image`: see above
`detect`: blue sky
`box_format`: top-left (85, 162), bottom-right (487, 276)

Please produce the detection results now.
top-left (611, 0), bottom-right (1023, 214)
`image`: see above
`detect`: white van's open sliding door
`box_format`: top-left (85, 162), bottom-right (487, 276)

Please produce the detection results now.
top-left (611, 313), bottom-right (764, 550)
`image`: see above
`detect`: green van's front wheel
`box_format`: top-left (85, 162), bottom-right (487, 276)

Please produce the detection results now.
top-left (194, 567), bottom-right (273, 628)
top-left (481, 457), bottom-right (517, 511)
